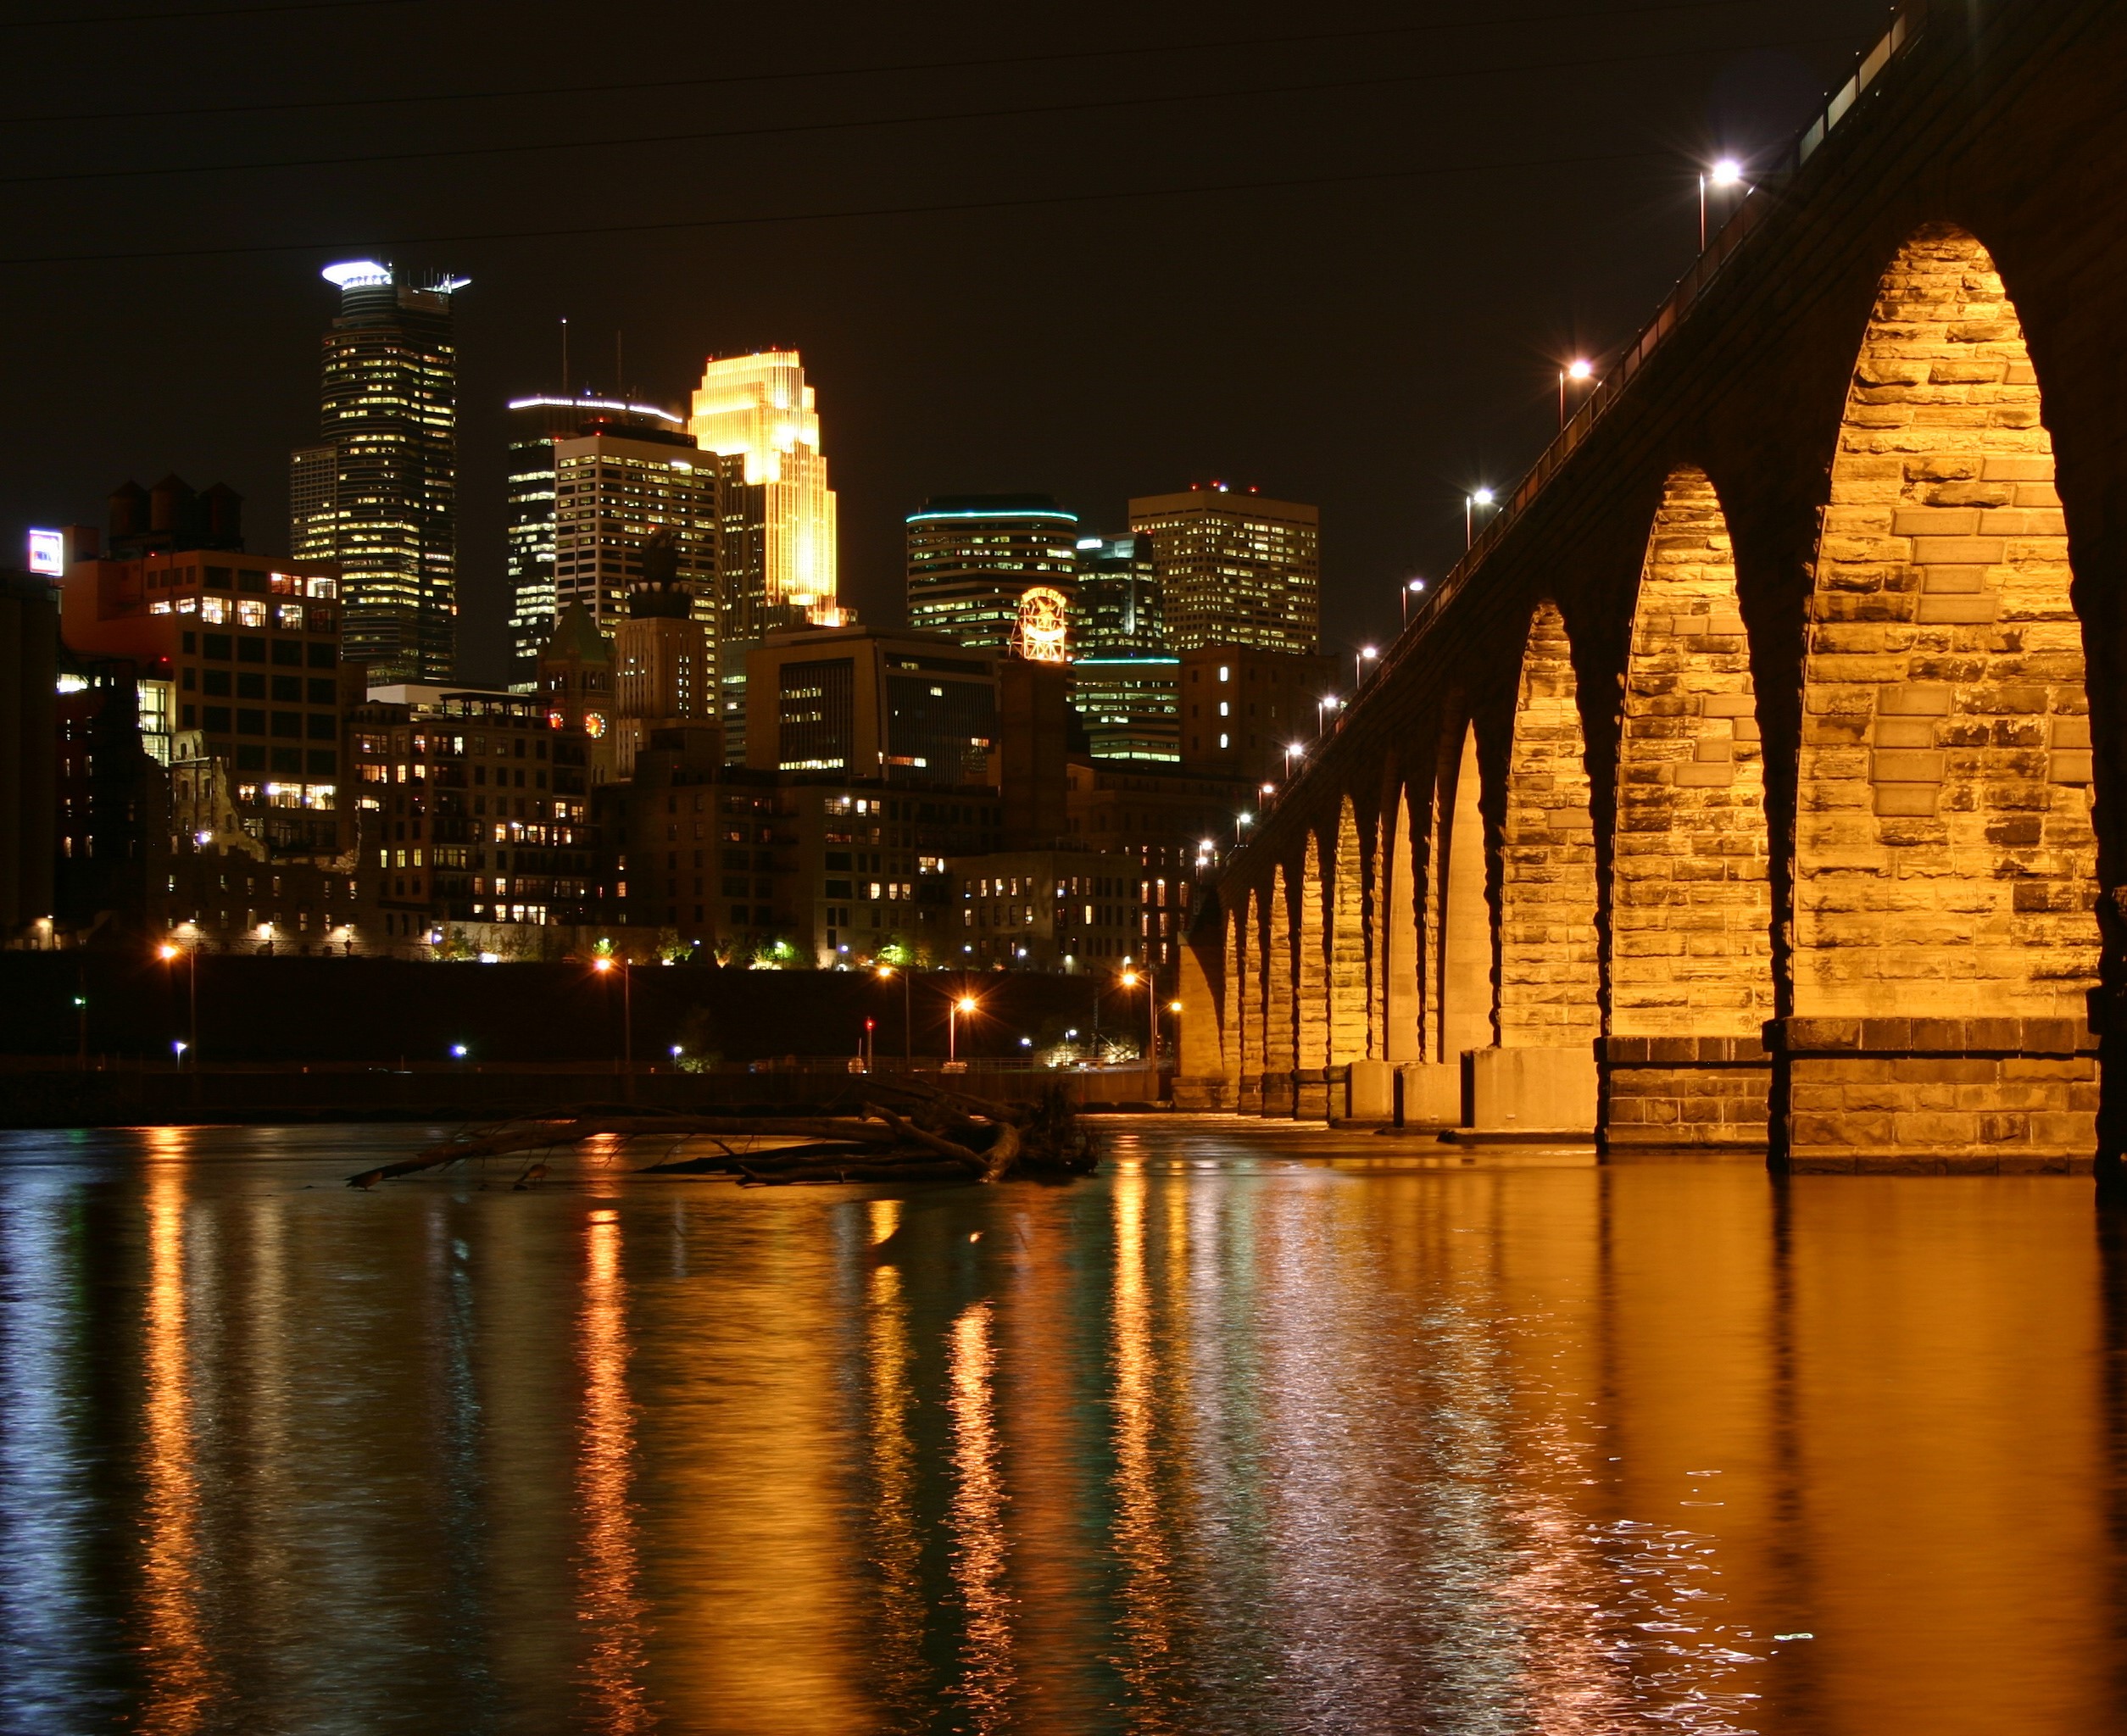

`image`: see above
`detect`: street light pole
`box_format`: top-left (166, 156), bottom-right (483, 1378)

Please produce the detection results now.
top-left (1401, 577), bottom-right (1425, 622)
top-left (621, 957), bottom-right (633, 1102)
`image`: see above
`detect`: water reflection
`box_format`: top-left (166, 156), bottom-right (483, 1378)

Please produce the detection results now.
top-left (0, 1126), bottom-right (2119, 1733)
top-left (140, 1154), bottom-right (214, 1733)
top-left (576, 1206), bottom-right (650, 1730)
top-left (945, 1299), bottom-right (1014, 1729)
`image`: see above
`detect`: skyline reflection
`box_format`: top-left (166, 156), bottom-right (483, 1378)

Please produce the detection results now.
top-left (0, 1126), bottom-right (2115, 1733)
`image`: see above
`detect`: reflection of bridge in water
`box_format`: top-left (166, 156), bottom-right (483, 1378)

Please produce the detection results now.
top-left (1176, 2), bottom-right (2127, 1188)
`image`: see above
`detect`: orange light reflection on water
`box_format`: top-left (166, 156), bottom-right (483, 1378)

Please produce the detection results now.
top-left (576, 1206), bottom-right (651, 1731)
top-left (138, 1153), bottom-right (213, 1733)
top-left (945, 1299), bottom-right (1013, 1730)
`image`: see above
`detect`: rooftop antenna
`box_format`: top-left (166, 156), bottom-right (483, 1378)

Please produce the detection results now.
top-left (615, 330), bottom-right (625, 404)
top-left (560, 317), bottom-right (570, 398)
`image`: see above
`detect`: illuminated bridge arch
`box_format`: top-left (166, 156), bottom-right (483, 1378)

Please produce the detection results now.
top-left (1786, 223), bottom-right (2097, 1167)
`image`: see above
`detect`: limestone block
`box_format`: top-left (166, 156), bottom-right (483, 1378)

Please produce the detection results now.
top-left (1398, 1062), bottom-right (1462, 1127)
top-left (1467, 1045), bottom-right (1596, 1132)
top-left (1345, 1059), bottom-right (1395, 1121)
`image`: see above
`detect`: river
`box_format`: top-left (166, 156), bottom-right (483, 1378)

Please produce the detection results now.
top-left (0, 1120), bottom-right (2118, 1733)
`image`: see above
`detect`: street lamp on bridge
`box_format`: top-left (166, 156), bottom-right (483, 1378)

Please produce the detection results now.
top-left (1401, 576), bottom-right (1426, 622)
top-left (1466, 487), bottom-right (1495, 548)
top-left (1700, 156), bottom-right (1745, 248)
top-left (1559, 357), bottom-right (1595, 428)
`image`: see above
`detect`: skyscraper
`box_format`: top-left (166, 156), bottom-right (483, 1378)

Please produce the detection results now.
top-left (290, 260), bottom-right (468, 684)
top-left (905, 495), bottom-right (1081, 651)
top-left (688, 351), bottom-right (840, 761)
top-left (612, 530), bottom-right (718, 780)
top-left (1070, 531), bottom-right (1179, 760)
top-left (1128, 484), bottom-right (1320, 654)
top-left (503, 396), bottom-right (711, 688)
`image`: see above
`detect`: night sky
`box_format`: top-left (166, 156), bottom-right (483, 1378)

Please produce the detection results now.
top-left (2, 0), bottom-right (1890, 686)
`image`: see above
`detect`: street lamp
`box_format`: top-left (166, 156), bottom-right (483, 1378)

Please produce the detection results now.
top-left (949, 993), bottom-right (978, 1063)
top-left (1355, 645), bottom-right (1378, 687)
top-left (450, 1043), bottom-right (468, 1060)
top-left (1467, 487), bottom-right (1496, 549)
top-left (877, 962), bottom-right (911, 1062)
top-left (592, 953), bottom-right (632, 1100)
top-left (1235, 810), bottom-right (1253, 845)
top-left (1315, 696), bottom-right (1339, 736)
top-left (1700, 157), bottom-right (1744, 248)
top-left (157, 940), bottom-right (198, 1066)
top-left (1558, 357), bottom-right (1595, 428)
top-left (1401, 576), bottom-right (1426, 622)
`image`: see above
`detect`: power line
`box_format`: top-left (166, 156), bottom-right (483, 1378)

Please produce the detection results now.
top-left (0, 142), bottom-right (1679, 270)
top-left (0, 31), bottom-right (1851, 190)
top-left (3, 0), bottom-right (1765, 126)
top-left (3, 0), bottom-right (413, 27)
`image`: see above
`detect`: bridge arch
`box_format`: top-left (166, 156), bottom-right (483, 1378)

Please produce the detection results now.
top-left (1606, 466), bottom-right (1774, 1147)
top-left (1328, 797), bottom-right (1367, 1067)
top-left (1374, 776), bottom-right (1422, 1064)
top-left (1500, 603), bottom-right (1601, 1049)
top-left (1263, 860), bottom-right (1298, 1116)
top-left (1436, 723), bottom-right (1491, 1063)
top-left (1788, 222), bottom-right (2096, 1166)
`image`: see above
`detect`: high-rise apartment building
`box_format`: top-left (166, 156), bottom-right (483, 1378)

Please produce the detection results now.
top-left (1128, 484), bottom-right (1320, 654)
top-left (688, 351), bottom-right (839, 761)
top-left (503, 396), bottom-right (709, 688)
top-left (1070, 531), bottom-right (1178, 760)
top-left (290, 260), bottom-right (468, 684)
top-left (905, 494), bottom-right (1081, 651)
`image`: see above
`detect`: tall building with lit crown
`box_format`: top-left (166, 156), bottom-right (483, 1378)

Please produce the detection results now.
top-left (688, 352), bottom-right (839, 761)
top-left (503, 396), bottom-right (710, 689)
top-left (1128, 484), bottom-right (1319, 654)
top-left (290, 260), bottom-right (468, 684)
top-left (905, 495), bottom-right (1081, 651)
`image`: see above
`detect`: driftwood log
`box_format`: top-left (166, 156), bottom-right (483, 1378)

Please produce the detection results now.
top-left (346, 1078), bottom-right (1096, 1190)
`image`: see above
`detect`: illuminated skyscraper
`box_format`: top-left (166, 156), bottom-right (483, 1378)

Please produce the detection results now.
top-left (688, 351), bottom-right (839, 760)
top-left (290, 260), bottom-right (468, 683)
top-left (905, 495), bottom-right (1081, 651)
top-left (499, 395), bottom-right (712, 693)
top-left (1070, 531), bottom-right (1178, 760)
top-left (1128, 484), bottom-right (1320, 654)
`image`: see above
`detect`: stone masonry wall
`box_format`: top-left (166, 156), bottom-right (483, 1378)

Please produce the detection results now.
top-left (1501, 605), bottom-right (1601, 1049)
top-left (1795, 225), bottom-right (2096, 1022)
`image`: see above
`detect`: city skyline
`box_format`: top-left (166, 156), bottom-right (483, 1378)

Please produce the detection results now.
top-left (0, 0), bottom-right (1890, 687)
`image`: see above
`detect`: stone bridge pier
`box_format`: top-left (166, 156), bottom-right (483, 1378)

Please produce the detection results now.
top-left (1175, 0), bottom-right (2127, 1184)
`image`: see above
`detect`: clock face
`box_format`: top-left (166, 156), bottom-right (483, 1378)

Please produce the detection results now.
top-left (584, 710), bottom-right (608, 738)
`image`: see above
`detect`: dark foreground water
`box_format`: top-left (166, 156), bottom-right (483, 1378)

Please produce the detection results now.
top-left (0, 1121), bottom-right (2121, 1734)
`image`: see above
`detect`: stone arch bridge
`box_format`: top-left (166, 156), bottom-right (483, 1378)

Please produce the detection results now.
top-left (1178, 1), bottom-right (2127, 1186)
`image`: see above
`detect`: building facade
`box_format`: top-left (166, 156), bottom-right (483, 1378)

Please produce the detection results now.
top-left (745, 622), bottom-right (998, 789)
top-left (905, 494), bottom-right (1081, 651)
top-left (944, 848), bottom-right (1146, 971)
top-left (290, 260), bottom-right (468, 683)
top-left (348, 687), bottom-right (595, 947)
top-left (1128, 485), bottom-right (1320, 654)
top-left (1175, 643), bottom-right (1339, 784)
top-left (613, 532), bottom-right (718, 780)
top-left (62, 531), bottom-right (351, 862)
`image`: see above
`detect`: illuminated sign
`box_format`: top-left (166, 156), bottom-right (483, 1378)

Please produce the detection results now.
top-left (26, 529), bottom-right (63, 576)
top-left (1014, 586), bottom-right (1070, 664)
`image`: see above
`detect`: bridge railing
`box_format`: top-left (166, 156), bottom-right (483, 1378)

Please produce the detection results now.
top-left (1270, 3), bottom-right (1924, 811)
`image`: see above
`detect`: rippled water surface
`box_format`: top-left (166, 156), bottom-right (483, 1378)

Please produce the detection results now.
top-left (0, 1120), bottom-right (2121, 1734)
